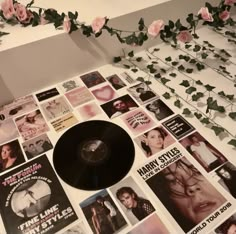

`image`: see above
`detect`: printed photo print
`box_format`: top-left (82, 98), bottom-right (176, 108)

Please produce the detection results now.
top-left (91, 84), bottom-right (118, 104)
top-left (146, 157), bottom-right (226, 233)
top-left (80, 71), bottom-right (106, 88)
top-left (215, 162), bottom-right (236, 199)
top-left (101, 94), bottom-right (139, 119)
top-left (127, 83), bottom-right (158, 105)
top-left (179, 132), bottom-right (227, 172)
top-left (78, 102), bottom-right (102, 120)
top-left (127, 214), bottom-right (169, 234)
top-left (162, 114), bottom-right (195, 140)
top-left (0, 118), bottom-right (19, 145)
top-left (40, 96), bottom-right (72, 121)
top-left (80, 190), bottom-right (127, 234)
top-left (215, 213), bottom-right (236, 234)
top-left (62, 222), bottom-right (87, 234)
top-left (22, 133), bottom-right (53, 159)
top-left (15, 110), bottom-right (49, 141)
top-left (110, 176), bottom-right (155, 225)
top-left (59, 77), bottom-right (81, 93)
top-left (145, 98), bottom-right (174, 121)
top-left (106, 74), bottom-right (126, 90)
top-left (135, 126), bottom-right (175, 158)
top-left (0, 139), bottom-right (25, 173)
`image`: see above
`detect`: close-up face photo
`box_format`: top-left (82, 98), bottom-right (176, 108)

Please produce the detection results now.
top-left (118, 192), bottom-right (136, 209)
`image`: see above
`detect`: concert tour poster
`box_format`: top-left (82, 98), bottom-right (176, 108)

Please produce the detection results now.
top-left (0, 154), bottom-right (78, 234)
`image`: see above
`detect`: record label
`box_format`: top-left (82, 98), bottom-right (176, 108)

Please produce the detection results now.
top-left (53, 120), bottom-right (135, 190)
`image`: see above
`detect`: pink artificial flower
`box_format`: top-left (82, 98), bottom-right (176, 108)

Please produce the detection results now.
top-left (63, 16), bottom-right (71, 33)
top-left (219, 10), bottom-right (230, 21)
top-left (91, 17), bottom-right (106, 33)
top-left (14, 3), bottom-right (28, 22)
top-left (198, 7), bottom-right (214, 22)
top-left (148, 20), bottom-right (164, 37)
top-left (1, 0), bottom-right (15, 19)
top-left (176, 30), bottom-right (193, 43)
top-left (224, 0), bottom-right (236, 6)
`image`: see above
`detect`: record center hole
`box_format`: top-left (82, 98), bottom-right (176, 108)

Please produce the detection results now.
top-left (79, 139), bottom-right (109, 165)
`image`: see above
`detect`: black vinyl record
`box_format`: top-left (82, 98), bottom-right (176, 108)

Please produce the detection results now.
top-left (53, 120), bottom-right (135, 190)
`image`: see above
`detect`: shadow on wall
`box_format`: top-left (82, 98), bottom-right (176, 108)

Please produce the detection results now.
top-left (0, 74), bottom-right (14, 107)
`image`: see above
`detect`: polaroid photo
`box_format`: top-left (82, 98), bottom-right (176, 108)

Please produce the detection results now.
top-left (106, 74), bottom-right (126, 90)
top-left (109, 176), bottom-right (155, 225)
top-left (65, 86), bottom-right (94, 108)
top-left (80, 189), bottom-right (128, 234)
top-left (180, 131), bottom-right (227, 172)
top-left (135, 125), bottom-right (175, 158)
top-left (146, 156), bottom-right (227, 233)
top-left (127, 83), bottom-right (158, 105)
top-left (22, 133), bottom-right (53, 160)
top-left (121, 108), bottom-right (156, 135)
top-left (101, 94), bottom-right (139, 119)
top-left (80, 71), bottom-right (106, 88)
top-left (0, 139), bottom-right (25, 173)
top-left (15, 110), bottom-right (49, 141)
top-left (40, 96), bottom-right (72, 121)
top-left (91, 84), bottom-right (118, 104)
top-left (162, 114), bottom-right (195, 140)
top-left (145, 98), bottom-right (174, 121)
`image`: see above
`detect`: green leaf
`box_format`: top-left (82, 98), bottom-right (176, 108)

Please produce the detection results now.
top-left (201, 52), bottom-right (208, 59)
top-left (186, 86), bottom-right (197, 94)
top-left (192, 92), bottom-right (204, 101)
top-left (169, 20), bottom-right (175, 29)
top-left (179, 80), bottom-right (190, 87)
top-left (229, 112), bottom-right (236, 120)
top-left (169, 73), bottom-right (177, 77)
top-left (185, 44), bottom-right (192, 49)
top-left (218, 91), bottom-right (226, 96)
top-left (186, 68), bottom-right (194, 73)
top-left (182, 108), bottom-right (192, 115)
top-left (137, 77), bottom-right (145, 82)
top-left (193, 45), bottom-right (201, 52)
top-left (228, 139), bottom-right (236, 147)
top-left (165, 56), bottom-right (172, 62)
top-left (205, 84), bottom-right (215, 91)
top-left (226, 94), bottom-right (234, 100)
top-left (153, 48), bottom-right (160, 52)
top-left (154, 73), bottom-right (161, 79)
top-left (136, 57), bottom-right (142, 62)
top-left (189, 59), bottom-right (197, 64)
top-left (145, 81), bottom-right (152, 85)
top-left (211, 126), bottom-right (224, 136)
top-left (194, 112), bottom-right (202, 119)
top-left (161, 77), bottom-right (170, 84)
top-left (113, 56), bottom-right (121, 63)
top-left (174, 100), bottom-right (181, 108)
top-left (128, 51), bottom-right (134, 57)
top-left (163, 92), bottom-right (171, 99)
top-left (171, 61), bottom-right (179, 66)
top-left (196, 80), bottom-right (203, 85)
top-left (131, 68), bottom-right (138, 73)
top-left (123, 64), bottom-right (130, 69)
top-left (201, 118), bottom-right (210, 124)
top-left (178, 65), bottom-right (185, 71)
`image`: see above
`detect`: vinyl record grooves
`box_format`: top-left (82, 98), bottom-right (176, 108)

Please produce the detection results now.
top-left (53, 120), bottom-right (135, 190)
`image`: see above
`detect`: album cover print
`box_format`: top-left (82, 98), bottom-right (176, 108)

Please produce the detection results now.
top-left (127, 214), bottom-right (169, 234)
top-left (22, 133), bottom-right (53, 160)
top-left (145, 98), bottom-right (174, 121)
top-left (215, 212), bottom-right (236, 234)
top-left (144, 156), bottom-right (227, 233)
top-left (78, 101), bottom-right (102, 120)
top-left (135, 125), bottom-right (175, 158)
top-left (80, 71), bottom-right (106, 88)
top-left (91, 84), bottom-right (118, 104)
top-left (35, 88), bottom-right (60, 102)
top-left (0, 139), bottom-right (25, 174)
top-left (162, 114), bottom-right (195, 140)
top-left (80, 189), bottom-right (127, 234)
top-left (106, 74), bottom-right (126, 90)
top-left (0, 155), bottom-right (78, 234)
top-left (101, 94), bottom-right (139, 119)
top-left (58, 77), bottom-right (81, 93)
top-left (0, 118), bottom-right (19, 145)
top-left (41, 96), bottom-right (72, 121)
top-left (15, 109), bottom-right (49, 141)
top-left (127, 83), bottom-right (158, 105)
top-left (109, 176), bottom-right (155, 225)
top-left (179, 131), bottom-right (227, 173)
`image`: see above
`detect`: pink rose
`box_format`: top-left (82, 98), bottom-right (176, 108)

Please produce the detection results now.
top-left (63, 16), bottom-right (71, 33)
top-left (219, 10), bottom-right (230, 21)
top-left (176, 30), bottom-right (193, 43)
top-left (198, 7), bottom-right (213, 22)
top-left (91, 17), bottom-right (106, 33)
top-left (224, 0), bottom-right (236, 5)
top-left (1, 0), bottom-right (15, 19)
top-left (148, 20), bottom-right (164, 37)
top-left (14, 3), bottom-right (27, 22)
